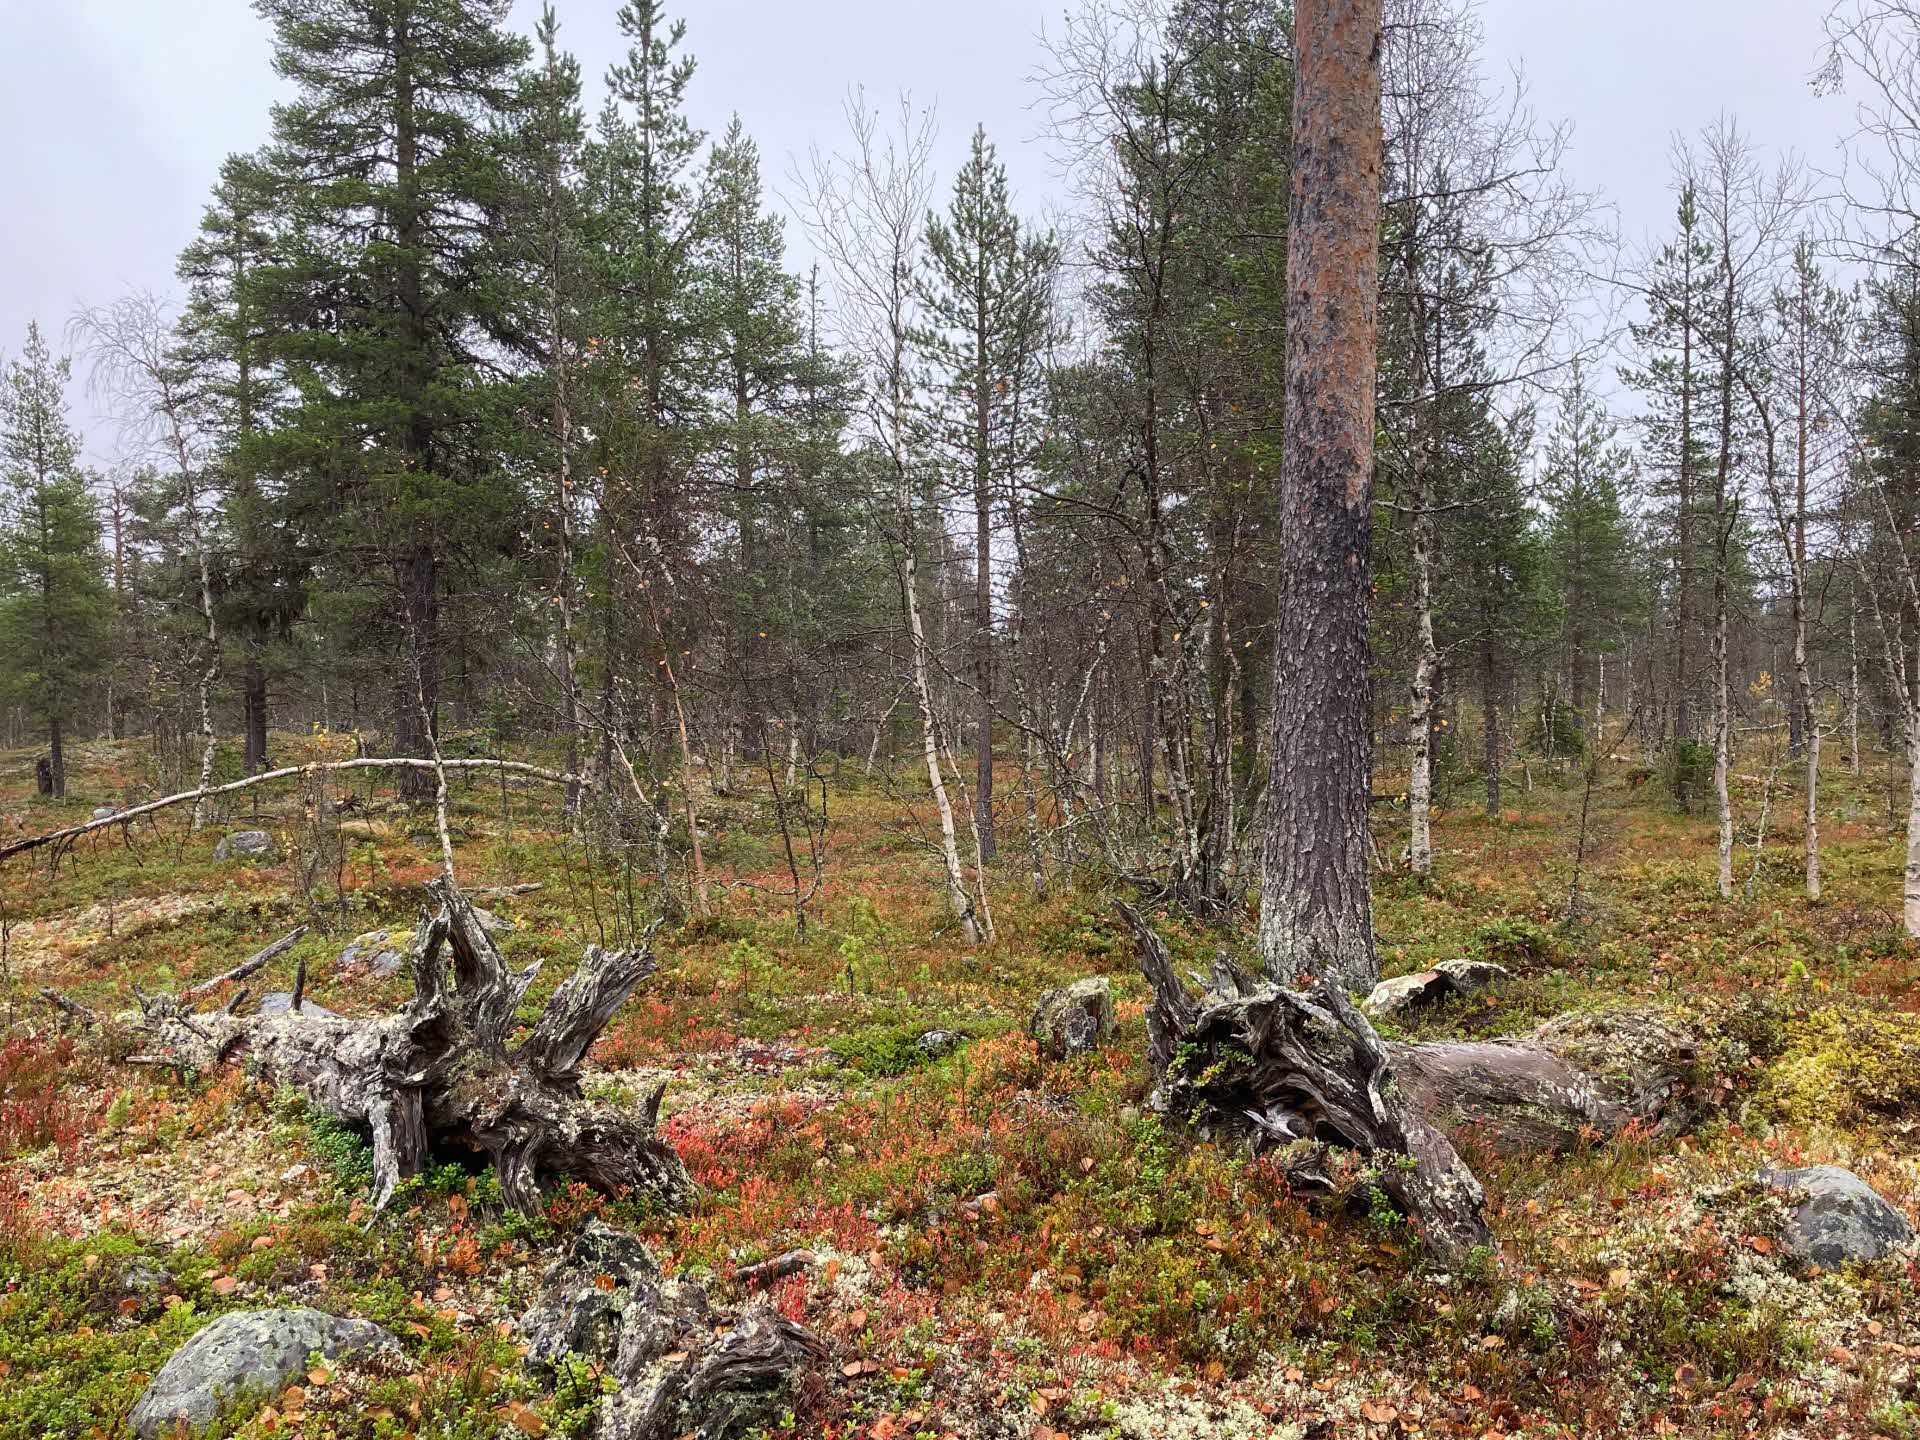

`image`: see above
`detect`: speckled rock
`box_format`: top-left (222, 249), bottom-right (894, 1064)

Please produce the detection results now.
top-left (1759, 1165), bottom-right (1914, 1266)
top-left (130, 1308), bottom-right (397, 1437)
top-left (1030, 977), bottom-right (1115, 1060)
top-left (254, 991), bottom-right (341, 1019)
top-left (212, 829), bottom-right (278, 863)
top-left (1363, 959), bottom-right (1510, 1019)
top-left (337, 929), bottom-right (405, 978)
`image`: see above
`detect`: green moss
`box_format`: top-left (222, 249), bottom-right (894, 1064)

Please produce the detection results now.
top-left (1762, 1003), bottom-right (1920, 1127)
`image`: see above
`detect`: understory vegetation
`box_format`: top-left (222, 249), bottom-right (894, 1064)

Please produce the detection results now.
top-left (2, 735), bottom-right (1917, 1439)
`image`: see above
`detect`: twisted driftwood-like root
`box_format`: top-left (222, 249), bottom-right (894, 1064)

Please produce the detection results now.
top-left (1116, 902), bottom-right (1493, 1261)
top-left (51, 879), bottom-right (692, 1216)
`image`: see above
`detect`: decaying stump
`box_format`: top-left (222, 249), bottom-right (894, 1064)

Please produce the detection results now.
top-left (1118, 902), bottom-right (1708, 1208)
top-left (1116, 902), bottom-right (1494, 1261)
top-left (523, 1221), bottom-right (828, 1440)
top-left (51, 878), bottom-right (692, 1215)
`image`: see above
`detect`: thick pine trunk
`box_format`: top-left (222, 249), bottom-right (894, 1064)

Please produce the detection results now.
top-left (1256, 0), bottom-right (1384, 992)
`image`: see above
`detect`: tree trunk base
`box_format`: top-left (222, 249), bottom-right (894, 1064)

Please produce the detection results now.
top-left (1117, 902), bottom-right (1493, 1261)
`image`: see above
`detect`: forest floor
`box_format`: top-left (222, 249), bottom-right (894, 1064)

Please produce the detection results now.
top-left (2, 735), bottom-right (1919, 1439)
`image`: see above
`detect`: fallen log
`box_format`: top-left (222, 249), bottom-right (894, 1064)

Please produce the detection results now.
top-left (48, 878), bottom-right (691, 1216)
top-left (1388, 1007), bottom-right (1701, 1156)
top-left (1116, 902), bottom-right (1493, 1262)
top-left (0, 758), bottom-right (580, 864)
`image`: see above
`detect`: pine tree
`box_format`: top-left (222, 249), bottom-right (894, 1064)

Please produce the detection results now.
top-left (247, 0), bottom-right (531, 797)
top-left (917, 125), bottom-right (1055, 863)
top-left (507, 2), bottom-right (591, 811)
top-left (0, 323), bottom-right (111, 798)
top-left (579, 0), bottom-right (717, 913)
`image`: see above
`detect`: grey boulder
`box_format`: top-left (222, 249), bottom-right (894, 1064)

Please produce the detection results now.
top-left (338, 928), bottom-right (406, 978)
top-left (213, 830), bottom-right (279, 863)
top-left (916, 1029), bottom-right (964, 1059)
top-left (130, 1307), bottom-right (398, 1437)
top-left (1030, 977), bottom-right (1115, 1060)
top-left (254, 991), bottom-right (341, 1019)
top-left (1364, 958), bottom-right (1511, 1020)
top-left (1759, 1165), bottom-right (1914, 1266)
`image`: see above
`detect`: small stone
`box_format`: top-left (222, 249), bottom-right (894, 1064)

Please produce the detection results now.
top-left (212, 830), bottom-right (279, 864)
top-left (1758, 1165), bottom-right (1914, 1266)
top-left (254, 992), bottom-right (341, 1019)
top-left (916, 1029), bottom-right (964, 1058)
top-left (130, 1308), bottom-right (398, 1438)
top-left (91, 805), bottom-right (120, 822)
top-left (1029, 977), bottom-right (1115, 1060)
top-left (337, 929), bottom-right (404, 978)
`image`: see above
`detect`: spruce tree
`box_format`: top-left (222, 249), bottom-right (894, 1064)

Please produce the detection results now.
top-left (177, 154), bottom-right (306, 773)
top-left (705, 114), bottom-right (801, 774)
top-left (247, 0), bottom-right (531, 795)
top-left (1541, 363), bottom-right (1639, 733)
top-left (1625, 181), bottom-right (1718, 743)
top-left (0, 323), bottom-right (111, 798)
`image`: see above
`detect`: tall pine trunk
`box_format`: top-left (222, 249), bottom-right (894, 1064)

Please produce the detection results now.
top-left (1256, 0), bottom-right (1384, 991)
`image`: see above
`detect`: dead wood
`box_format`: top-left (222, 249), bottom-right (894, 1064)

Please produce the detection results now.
top-left (0, 758), bottom-right (579, 864)
top-left (47, 878), bottom-right (690, 1216)
top-left (178, 926), bottom-right (308, 1002)
top-left (1116, 902), bottom-right (1493, 1261)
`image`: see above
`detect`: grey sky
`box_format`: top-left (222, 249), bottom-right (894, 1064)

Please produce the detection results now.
top-left (0, 0), bottom-right (1852, 462)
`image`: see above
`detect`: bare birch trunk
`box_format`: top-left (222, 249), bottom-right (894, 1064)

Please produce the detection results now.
top-left (1850, 600), bottom-right (1862, 775)
top-left (1907, 724), bottom-right (1920, 938)
top-left (1407, 497), bottom-right (1437, 878)
top-left (1714, 591), bottom-right (1734, 899)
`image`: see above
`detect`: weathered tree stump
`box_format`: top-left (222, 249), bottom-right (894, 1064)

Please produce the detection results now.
top-left (54, 878), bottom-right (692, 1215)
top-left (1116, 902), bottom-right (1493, 1261)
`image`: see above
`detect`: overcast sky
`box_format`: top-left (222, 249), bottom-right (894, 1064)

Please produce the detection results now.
top-left (0, 0), bottom-right (1853, 462)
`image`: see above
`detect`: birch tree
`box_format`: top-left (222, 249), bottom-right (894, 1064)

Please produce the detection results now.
top-left (800, 94), bottom-right (982, 942)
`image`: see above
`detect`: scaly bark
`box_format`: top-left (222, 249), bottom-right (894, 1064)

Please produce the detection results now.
top-left (1257, 0), bottom-right (1385, 991)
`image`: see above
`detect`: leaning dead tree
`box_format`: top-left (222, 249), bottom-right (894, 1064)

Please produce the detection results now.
top-left (47, 878), bottom-right (692, 1215)
top-left (1117, 903), bottom-right (1492, 1261)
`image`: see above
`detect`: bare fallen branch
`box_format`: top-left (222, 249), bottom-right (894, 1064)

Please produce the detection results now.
top-left (734, 1249), bottom-right (818, 1291)
top-left (0, 758), bottom-right (580, 864)
top-left (178, 926), bottom-right (308, 1002)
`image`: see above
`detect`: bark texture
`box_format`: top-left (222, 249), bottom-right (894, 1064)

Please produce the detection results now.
top-left (59, 879), bottom-right (691, 1216)
top-left (1257, 0), bottom-right (1385, 992)
top-left (1120, 903), bottom-right (1491, 1261)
